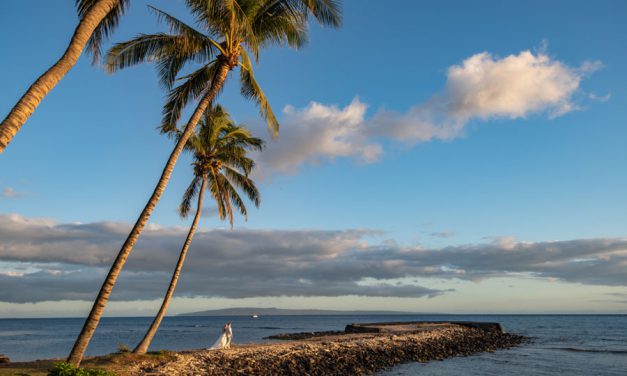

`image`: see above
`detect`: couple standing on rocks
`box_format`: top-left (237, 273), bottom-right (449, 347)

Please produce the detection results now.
top-left (209, 322), bottom-right (233, 350)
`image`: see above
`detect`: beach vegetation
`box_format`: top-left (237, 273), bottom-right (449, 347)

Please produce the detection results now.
top-left (48, 362), bottom-right (116, 376)
top-left (114, 344), bottom-right (131, 354)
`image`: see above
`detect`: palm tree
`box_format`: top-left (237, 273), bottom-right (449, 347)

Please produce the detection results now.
top-left (0, 0), bottom-right (130, 154)
top-left (134, 105), bottom-right (262, 354)
top-left (67, 0), bottom-right (341, 366)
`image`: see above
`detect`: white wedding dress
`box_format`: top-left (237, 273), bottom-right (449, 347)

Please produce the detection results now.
top-left (209, 324), bottom-right (232, 350)
top-left (209, 332), bottom-right (229, 349)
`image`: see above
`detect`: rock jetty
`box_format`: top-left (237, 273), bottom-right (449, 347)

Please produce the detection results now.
top-left (135, 322), bottom-right (526, 375)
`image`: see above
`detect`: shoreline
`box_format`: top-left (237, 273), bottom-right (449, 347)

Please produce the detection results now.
top-left (0, 322), bottom-right (526, 375)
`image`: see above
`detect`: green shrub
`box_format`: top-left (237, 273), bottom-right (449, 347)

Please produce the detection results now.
top-left (48, 362), bottom-right (116, 376)
top-left (115, 343), bottom-right (131, 353)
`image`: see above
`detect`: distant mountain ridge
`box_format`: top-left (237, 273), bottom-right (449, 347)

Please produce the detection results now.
top-left (178, 307), bottom-right (438, 316)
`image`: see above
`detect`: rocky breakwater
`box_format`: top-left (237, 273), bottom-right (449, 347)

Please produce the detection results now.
top-left (135, 322), bottom-right (526, 375)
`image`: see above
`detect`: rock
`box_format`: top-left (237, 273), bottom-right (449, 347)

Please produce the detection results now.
top-left (0, 354), bottom-right (9, 363)
top-left (265, 330), bottom-right (344, 340)
top-left (133, 323), bottom-right (527, 375)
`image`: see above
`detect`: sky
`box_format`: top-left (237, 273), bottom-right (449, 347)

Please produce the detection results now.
top-left (0, 0), bottom-right (626, 317)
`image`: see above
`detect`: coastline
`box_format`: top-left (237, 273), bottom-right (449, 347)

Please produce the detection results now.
top-left (1, 321), bottom-right (525, 375)
top-left (138, 321), bottom-right (526, 375)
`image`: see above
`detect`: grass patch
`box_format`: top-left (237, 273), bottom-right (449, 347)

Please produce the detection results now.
top-left (114, 344), bottom-right (131, 354)
top-left (0, 350), bottom-right (177, 376)
top-left (48, 362), bottom-right (116, 376)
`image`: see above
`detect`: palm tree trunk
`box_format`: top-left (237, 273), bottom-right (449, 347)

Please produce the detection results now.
top-left (0, 0), bottom-right (120, 154)
top-left (133, 178), bottom-right (207, 355)
top-left (67, 62), bottom-right (231, 366)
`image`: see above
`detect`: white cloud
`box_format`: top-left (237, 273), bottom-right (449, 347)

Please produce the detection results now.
top-left (444, 51), bottom-right (584, 120)
top-left (367, 50), bottom-right (599, 142)
top-left (255, 99), bottom-right (382, 178)
top-left (256, 48), bottom-right (602, 177)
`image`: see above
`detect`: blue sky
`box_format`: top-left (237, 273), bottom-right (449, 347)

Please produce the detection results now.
top-left (1, 0), bottom-right (626, 316)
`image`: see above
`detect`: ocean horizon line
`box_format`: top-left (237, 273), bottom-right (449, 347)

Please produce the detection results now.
top-left (1, 312), bottom-right (626, 320)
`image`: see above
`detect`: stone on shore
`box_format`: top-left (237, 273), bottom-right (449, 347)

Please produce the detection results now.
top-left (135, 322), bottom-right (526, 375)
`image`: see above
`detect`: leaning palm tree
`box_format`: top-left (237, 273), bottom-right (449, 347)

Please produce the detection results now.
top-left (0, 0), bottom-right (130, 154)
top-left (67, 0), bottom-right (341, 366)
top-left (134, 105), bottom-right (262, 354)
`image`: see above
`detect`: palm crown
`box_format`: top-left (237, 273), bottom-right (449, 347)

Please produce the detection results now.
top-left (180, 105), bottom-right (263, 226)
top-left (106, 0), bottom-right (341, 137)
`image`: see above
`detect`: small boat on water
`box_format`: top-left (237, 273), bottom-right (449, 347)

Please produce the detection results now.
top-left (251, 313), bottom-right (259, 318)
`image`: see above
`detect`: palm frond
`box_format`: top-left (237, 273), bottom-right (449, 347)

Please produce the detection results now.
top-left (106, 32), bottom-right (218, 89)
top-left (147, 6), bottom-right (224, 88)
top-left (223, 179), bottom-right (248, 221)
top-left (224, 167), bottom-right (260, 206)
top-left (297, 0), bottom-right (342, 27)
top-left (161, 62), bottom-right (218, 133)
top-left (220, 152), bottom-right (256, 175)
top-left (76, 0), bottom-right (131, 65)
top-left (239, 49), bottom-right (279, 137)
top-left (250, 0), bottom-right (308, 57)
top-left (218, 174), bottom-right (235, 226)
top-left (105, 33), bottom-right (181, 72)
top-left (184, 0), bottom-right (231, 38)
top-left (148, 5), bottom-right (224, 54)
top-left (179, 175), bottom-right (201, 217)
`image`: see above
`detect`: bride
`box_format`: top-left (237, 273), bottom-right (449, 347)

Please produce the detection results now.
top-left (209, 322), bottom-right (232, 350)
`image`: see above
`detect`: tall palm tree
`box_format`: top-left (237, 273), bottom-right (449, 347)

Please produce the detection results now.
top-left (67, 0), bottom-right (341, 366)
top-left (134, 105), bottom-right (262, 354)
top-left (0, 0), bottom-right (130, 154)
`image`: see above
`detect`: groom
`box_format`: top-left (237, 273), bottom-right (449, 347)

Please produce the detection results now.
top-left (225, 322), bottom-right (233, 348)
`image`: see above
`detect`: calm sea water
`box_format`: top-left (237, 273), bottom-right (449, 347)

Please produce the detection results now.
top-left (0, 315), bottom-right (625, 375)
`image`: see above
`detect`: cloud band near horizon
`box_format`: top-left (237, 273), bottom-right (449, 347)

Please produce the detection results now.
top-left (0, 214), bottom-right (625, 303)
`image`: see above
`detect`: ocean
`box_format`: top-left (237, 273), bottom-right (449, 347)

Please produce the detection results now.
top-left (1, 315), bottom-right (625, 375)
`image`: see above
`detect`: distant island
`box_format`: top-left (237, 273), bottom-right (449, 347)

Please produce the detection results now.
top-left (178, 307), bottom-right (441, 316)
